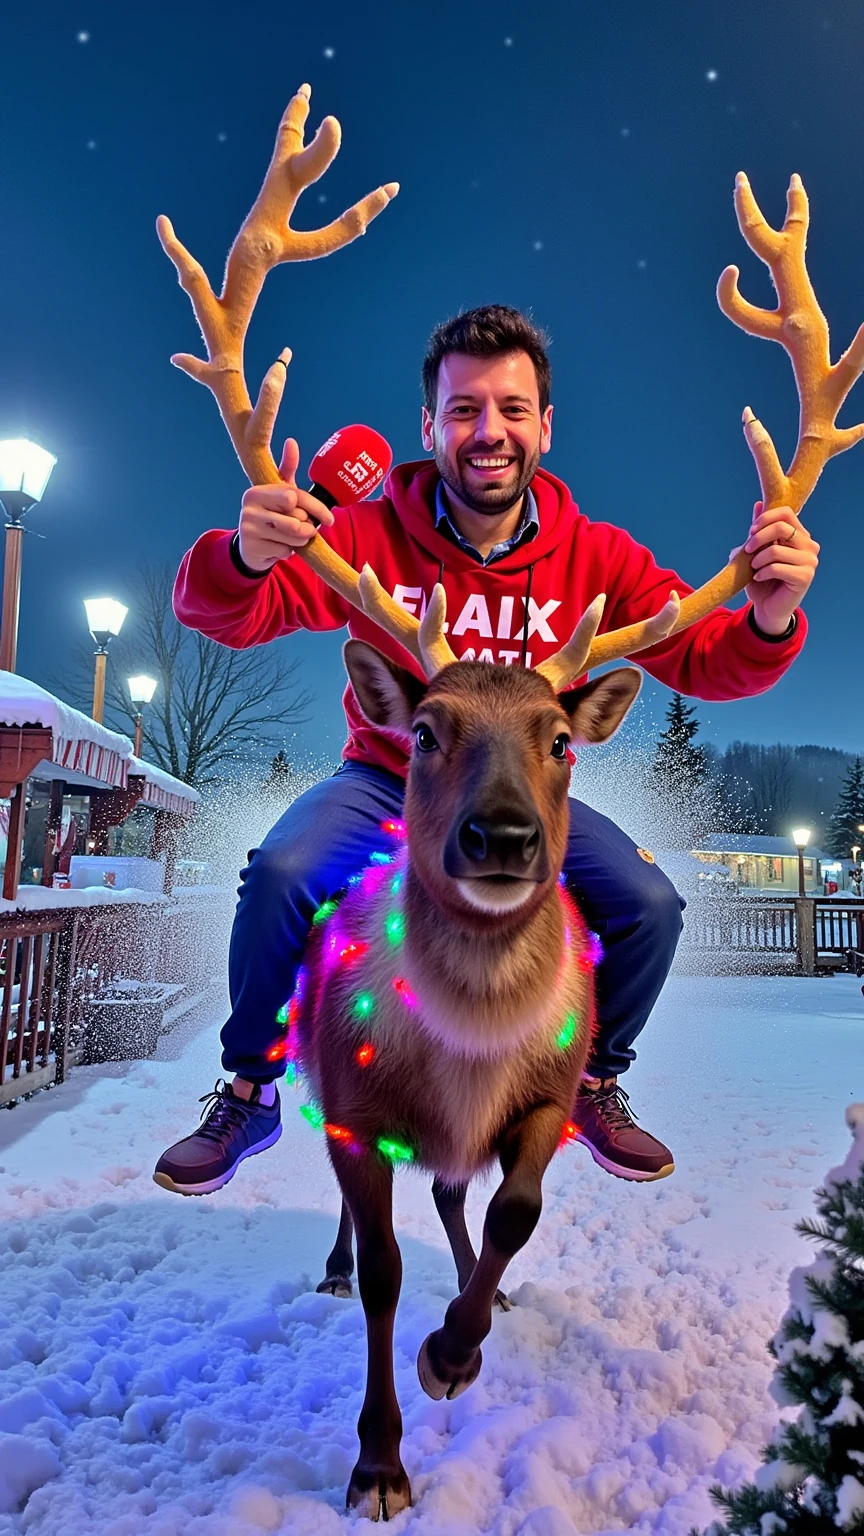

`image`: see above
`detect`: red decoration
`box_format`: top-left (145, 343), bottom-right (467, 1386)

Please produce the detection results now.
top-left (356, 1042), bottom-right (376, 1068)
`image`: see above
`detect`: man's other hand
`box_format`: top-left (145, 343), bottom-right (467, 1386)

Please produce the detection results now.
top-left (729, 500), bottom-right (820, 635)
top-left (238, 438), bottom-right (335, 573)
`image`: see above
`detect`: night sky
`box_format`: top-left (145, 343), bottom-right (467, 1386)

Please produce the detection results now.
top-left (3, 0), bottom-right (864, 769)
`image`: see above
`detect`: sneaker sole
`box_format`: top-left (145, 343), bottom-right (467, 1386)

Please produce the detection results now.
top-left (573, 1133), bottom-right (674, 1183)
top-left (152, 1122), bottom-right (283, 1196)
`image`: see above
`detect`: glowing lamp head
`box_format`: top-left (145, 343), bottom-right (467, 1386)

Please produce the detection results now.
top-left (0, 438), bottom-right (57, 518)
top-left (792, 828), bottom-right (812, 850)
top-left (85, 597), bottom-right (128, 649)
top-left (128, 674), bottom-right (158, 707)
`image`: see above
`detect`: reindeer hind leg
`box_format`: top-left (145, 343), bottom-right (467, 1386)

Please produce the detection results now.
top-left (316, 1196), bottom-right (355, 1298)
top-left (432, 1177), bottom-right (511, 1312)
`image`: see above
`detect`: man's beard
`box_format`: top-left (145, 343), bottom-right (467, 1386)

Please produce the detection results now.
top-left (434, 443), bottom-right (541, 516)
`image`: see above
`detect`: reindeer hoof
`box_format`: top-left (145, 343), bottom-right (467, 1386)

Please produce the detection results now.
top-left (346, 1465), bottom-right (411, 1520)
top-left (417, 1329), bottom-right (482, 1400)
top-left (316, 1274), bottom-right (353, 1298)
top-left (494, 1288), bottom-right (512, 1312)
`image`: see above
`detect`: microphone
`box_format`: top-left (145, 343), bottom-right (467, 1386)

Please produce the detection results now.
top-left (308, 425), bottom-right (393, 509)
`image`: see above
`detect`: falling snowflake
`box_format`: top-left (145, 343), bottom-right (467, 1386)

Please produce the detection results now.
top-left (86, 139), bottom-right (97, 150)
top-left (705, 68), bottom-right (718, 81)
top-left (504, 36), bottom-right (513, 46)
top-left (620, 126), bottom-right (631, 138)
top-left (317, 193), bottom-right (327, 203)
top-left (217, 132), bottom-right (227, 143)
top-left (533, 240), bottom-right (544, 251)
top-left (637, 258), bottom-right (647, 269)
top-left (323, 45), bottom-right (335, 58)
top-left (77, 29), bottom-right (90, 42)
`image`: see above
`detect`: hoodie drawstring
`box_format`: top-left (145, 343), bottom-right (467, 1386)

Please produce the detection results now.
top-left (520, 562), bottom-right (535, 666)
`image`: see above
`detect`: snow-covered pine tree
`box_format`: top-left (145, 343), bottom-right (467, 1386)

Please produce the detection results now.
top-left (695, 1105), bottom-right (864, 1536)
top-left (826, 758), bottom-right (864, 861)
top-left (653, 694), bottom-right (708, 796)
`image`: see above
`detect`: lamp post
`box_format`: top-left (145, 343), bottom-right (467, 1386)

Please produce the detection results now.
top-left (84, 598), bottom-right (128, 723)
top-left (792, 827), bottom-right (812, 898)
top-left (127, 674), bottom-right (158, 756)
top-left (0, 438), bottom-right (57, 672)
top-left (792, 827), bottom-right (815, 976)
top-left (852, 844), bottom-right (862, 866)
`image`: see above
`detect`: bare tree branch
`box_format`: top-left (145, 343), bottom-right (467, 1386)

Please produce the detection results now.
top-left (51, 563), bottom-right (314, 787)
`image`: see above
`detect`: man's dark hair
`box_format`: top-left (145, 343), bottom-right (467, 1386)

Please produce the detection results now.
top-left (422, 305), bottom-right (551, 414)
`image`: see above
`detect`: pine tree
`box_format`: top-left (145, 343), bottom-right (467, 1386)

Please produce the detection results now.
top-left (261, 750), bottom-right (294, 801)
top-left (694, 1107), bottom-right (864, 1536)
top-left (826, 758), bottom-right (864, 860)
top-left (653, 693), bottom-right (708, 800)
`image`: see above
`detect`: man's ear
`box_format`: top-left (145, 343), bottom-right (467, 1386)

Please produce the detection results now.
top-left (558, 667), bottom-right (642, 744)
top-left (344, 639), bottom-right (428, 735)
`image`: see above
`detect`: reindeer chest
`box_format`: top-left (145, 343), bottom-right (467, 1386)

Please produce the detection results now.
top-left (296, 869), bottom-right (594, 1184)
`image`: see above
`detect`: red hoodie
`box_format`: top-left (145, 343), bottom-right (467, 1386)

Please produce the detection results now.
top-left (173, 461), bottom-right (806, 777)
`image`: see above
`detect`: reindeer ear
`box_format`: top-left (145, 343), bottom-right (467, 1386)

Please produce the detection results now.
top-left (558, 667), bottom-right (642, 744)
top-left (344, 640), bottom-right (428, 735)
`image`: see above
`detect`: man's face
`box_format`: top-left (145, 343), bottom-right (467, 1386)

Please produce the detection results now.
top-left (421, 350), bottom-right (553, 515)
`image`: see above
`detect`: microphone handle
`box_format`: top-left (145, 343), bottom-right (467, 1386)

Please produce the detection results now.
top-left (309, 480), bottom-right (338, 510)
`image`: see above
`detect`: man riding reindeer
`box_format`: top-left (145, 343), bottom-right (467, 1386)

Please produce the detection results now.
top-left (153, 87), bottom-right (839, 1200)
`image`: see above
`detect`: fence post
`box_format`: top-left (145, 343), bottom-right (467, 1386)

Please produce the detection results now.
top-left (795, 897), bottom-right (817, 976)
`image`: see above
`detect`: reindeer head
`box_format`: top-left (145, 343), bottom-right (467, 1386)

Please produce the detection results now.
top-left (344, 591), bottom-right (645, 928)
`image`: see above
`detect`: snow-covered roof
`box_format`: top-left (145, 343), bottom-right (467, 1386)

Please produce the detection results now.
top-left (695, 833), bottom-right (827, 859)
top-left (0, 674), bottom-right (198, 814)
top-left (0, 670), bottom-right (131, 788)
top-left (128, 755), bottom-right (199, 815)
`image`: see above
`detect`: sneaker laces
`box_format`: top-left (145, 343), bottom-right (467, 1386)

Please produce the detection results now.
top-left (196, 1079), bottom-right (259, 1144)
top-left (586, 1081), bottom-right (640, 1133)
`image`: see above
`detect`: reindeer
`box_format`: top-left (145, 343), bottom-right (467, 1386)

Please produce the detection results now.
top-left (158, 83), bottom-right (864, 1519)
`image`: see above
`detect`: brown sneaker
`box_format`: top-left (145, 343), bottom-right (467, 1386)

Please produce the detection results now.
top-left (572, 1078), bottom-right (674, 1182)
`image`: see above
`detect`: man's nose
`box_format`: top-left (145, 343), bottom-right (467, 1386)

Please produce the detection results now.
top-left (473, 408), bottom-right (507, 444)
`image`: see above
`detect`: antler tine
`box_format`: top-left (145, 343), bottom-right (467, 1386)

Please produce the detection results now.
top-left (418, 583), bottom-right (459, 675)
top-left (717, 171), bottom-right (864, 511)
top-left (159, 84), bottom-right (430, 654)
top-left (535, 594), bottom-right (608, 691)
top-left (357, 571), bottom-right (458, 676)
top-left (536, 592), bottom-right (683, 685)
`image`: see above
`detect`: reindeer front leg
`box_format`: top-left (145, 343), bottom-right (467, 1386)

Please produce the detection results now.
top-left (419, 1103), bottom-right (564, 1401)
top-left (328, 1144), bottom-right (411, 1520)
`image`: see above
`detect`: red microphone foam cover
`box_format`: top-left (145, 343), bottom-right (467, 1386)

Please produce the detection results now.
top-left (309, 425), bottom-right (393, 505)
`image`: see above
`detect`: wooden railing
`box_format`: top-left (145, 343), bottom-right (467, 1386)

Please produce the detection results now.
top-left (679, 895), bottom-right (864, 974)
top-left (0, 888), bottom-right (235, 1106)
top-left (0, 913), bottom-right (74, 1104)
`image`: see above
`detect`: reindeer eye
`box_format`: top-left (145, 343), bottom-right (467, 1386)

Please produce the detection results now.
top-left (551, 734), bottom-right (570, 760)
top-left (415, 724), bottom-right (439, 754)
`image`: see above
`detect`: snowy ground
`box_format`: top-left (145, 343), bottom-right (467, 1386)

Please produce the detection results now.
top-left (0, 972), bottom-right (862, 1536)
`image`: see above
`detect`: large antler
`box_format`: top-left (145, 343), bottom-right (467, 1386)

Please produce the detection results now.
top-left (158, 83), bottom-right (426, 666)
top-left (558, 171), bottom-right (864, 678)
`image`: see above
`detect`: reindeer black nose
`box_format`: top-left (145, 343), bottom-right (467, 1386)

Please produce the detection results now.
top-left (458, 817), bottom-right (541, 870)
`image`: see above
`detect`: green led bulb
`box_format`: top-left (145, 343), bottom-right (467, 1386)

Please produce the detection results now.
top-left (376, 1136), bottom-right (415, 1164)
top-left (556, 1013), bottom-right (578, 1050)
top-left (300, 1103), bottom-right (325, 1130)
top-left (385, 911), bottom-right (405, 945)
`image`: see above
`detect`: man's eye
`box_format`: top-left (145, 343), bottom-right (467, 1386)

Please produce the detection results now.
top-left (551, 734), bottom-right (570, 759)
top-left (415, 724), bottom-right (439, 753)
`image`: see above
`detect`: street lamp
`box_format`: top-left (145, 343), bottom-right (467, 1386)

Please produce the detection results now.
top-left (127, 674), bottom-right (158, 756)
top-left (852, 844), bottom-right (862, 865)
top-left (792, 827), bottom-right (812, 898)
top-left (0, 438), bottom-right (57, 672)
top-left (84, 597), bottom-right (128, 724)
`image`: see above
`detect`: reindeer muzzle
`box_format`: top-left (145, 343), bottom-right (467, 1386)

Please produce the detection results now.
top-left (445, 815), bottom-right (549, 882)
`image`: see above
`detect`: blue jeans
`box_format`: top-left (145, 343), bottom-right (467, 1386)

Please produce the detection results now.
top-left (224, 761), bottom-right (684, 1083)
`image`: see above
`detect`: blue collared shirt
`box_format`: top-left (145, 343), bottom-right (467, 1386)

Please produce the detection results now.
top-left (434, 481), bottom-right (539, 566)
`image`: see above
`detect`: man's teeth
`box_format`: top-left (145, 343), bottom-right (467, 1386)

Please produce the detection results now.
top-left (468, 457), bottom-right (512, 468)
